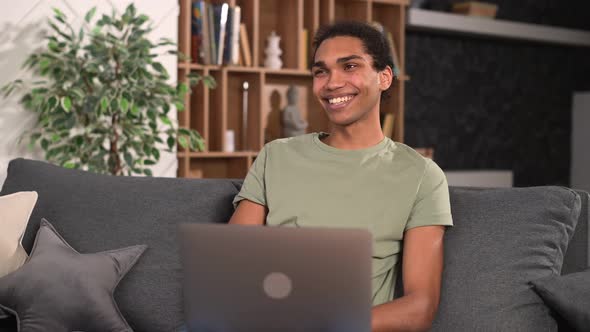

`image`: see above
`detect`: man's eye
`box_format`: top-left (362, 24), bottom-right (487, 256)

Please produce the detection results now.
top-left (344, 63), bottom-right (357, 70)
top-left (313, 69), bottom-right (326, 77)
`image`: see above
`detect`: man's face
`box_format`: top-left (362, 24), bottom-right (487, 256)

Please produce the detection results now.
top-left (312, 36), bottom-right (390, 128)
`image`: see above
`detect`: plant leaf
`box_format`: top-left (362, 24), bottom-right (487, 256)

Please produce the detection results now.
top-left (159, 115), bottom-right (172, 126)
top-left (167, 136), bottom-right (175, 150)
top-left (100, 97), bottom-right (109, 112)
top-left (152, 148), bottom-right (160, 160)
top-left (85, 7), bottom-right (96, 23)
top-left (178, 136), bottom-right (188, 149)
top-left (120, 98), bottom-right (130, 113)
top-left (61, 96), bottom-right (72, 112)
top-left (130, 104), bottom-right (140, 116)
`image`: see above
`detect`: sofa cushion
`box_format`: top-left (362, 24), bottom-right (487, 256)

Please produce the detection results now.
top-left (0, 191), bottom-right (37, 278)
top-left (0, 159), bottom-right (240, 332)
top-left (0, 219), bottom-right (145, 332)
top-left (430, 187), bottom-right (581, 332)
top-left (531, 268), bottom-right (590, 332)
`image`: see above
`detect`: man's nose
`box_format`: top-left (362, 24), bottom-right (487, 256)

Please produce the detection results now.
top-left (326, 71), bottom-right (345, 90)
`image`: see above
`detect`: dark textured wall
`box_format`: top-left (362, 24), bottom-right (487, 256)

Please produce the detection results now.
top-left (405, 0), bottom-right (590, 187)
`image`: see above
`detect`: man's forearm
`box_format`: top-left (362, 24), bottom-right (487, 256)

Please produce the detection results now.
top-left (371, 293), bottom-right (437, 332)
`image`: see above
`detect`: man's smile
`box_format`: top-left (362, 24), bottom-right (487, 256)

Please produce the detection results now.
top-left (324, 94), bottom-right (357, 109)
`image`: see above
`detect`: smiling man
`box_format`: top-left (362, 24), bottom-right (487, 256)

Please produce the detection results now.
top-left (229, 21), bottom-right (453, 332)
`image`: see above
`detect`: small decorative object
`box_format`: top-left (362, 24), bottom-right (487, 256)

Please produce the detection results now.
top-left (224, 130), bottom-right (235, 152)
top-left (242, 81), bottom-right (249, 150)
top-left (282, 85), bottom-right (308, 137)
top-left (264, 31), bottom-right (283, 69)
top-left (452, 1), bottom-right (498, 18)
top-left (414, 147), bottom-right (434, 159)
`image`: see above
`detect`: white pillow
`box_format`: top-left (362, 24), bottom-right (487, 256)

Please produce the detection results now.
top-left (0, 191), bottom-right (38, 277)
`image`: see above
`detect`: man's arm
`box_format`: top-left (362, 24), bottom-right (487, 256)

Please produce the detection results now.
top-left (228, 200), bottom-right (267, 225)
top-left (371, 225), bottom-right (446, 332)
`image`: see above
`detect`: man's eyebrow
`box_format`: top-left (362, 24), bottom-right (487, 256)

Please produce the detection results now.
top-left (336, 55), bottom-right (364, 63)
top-left (311, 60), bottom-right (326, 68)
top-left (311, 55), bottom-right (365, 68)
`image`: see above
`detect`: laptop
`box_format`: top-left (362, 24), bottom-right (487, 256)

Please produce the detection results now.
top-left (178, 223), bottom-right (372, 332)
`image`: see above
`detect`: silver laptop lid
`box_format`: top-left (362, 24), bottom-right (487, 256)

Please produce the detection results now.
top-left (179, 223), bottom-right (372, 332)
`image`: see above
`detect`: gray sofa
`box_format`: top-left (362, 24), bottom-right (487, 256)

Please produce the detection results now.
top-left (0, 158), bottom-right (588, 332)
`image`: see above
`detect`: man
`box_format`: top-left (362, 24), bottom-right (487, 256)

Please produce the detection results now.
top-left (229, 21), bottom-right (453, 332)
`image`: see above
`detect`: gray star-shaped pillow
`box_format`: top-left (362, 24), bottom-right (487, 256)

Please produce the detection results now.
top-left (0, 219), bottom-right (146, 331)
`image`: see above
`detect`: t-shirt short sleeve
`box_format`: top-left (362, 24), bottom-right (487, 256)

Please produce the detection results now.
top-left (405, 159), bottom-right (454, 231)
top-left (232, 144), bottom-right (268, 209)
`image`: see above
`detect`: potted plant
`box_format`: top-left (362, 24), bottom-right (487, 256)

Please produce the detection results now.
top-left (1, 4), bottom-right (214, 176)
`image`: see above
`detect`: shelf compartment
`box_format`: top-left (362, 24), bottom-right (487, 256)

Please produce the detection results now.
top-left (334, 0), bottom-right (371, 22)
top-left (373, 1), bottom-right (406, 70)
top-left (208, 69), bottom-right (226, 151)
top-left (187, 68), bottom-right (209, 151)
top-left (236, 0), bottom-right (260, 66)
top-left (226, 71), bottom-right (264, 151)
top-left (188, 156), bottom-right (251, 178)
top-left (258, 0), bottom-right (303, 69)
top-left (263, 75), bottom-right (327, 143)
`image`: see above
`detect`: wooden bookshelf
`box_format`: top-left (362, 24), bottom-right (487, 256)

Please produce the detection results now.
top-left (177, 0), bottom-right (409, 178)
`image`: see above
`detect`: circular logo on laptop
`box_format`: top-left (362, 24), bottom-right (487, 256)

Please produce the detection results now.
top-left (263, 272), bottom-right (292, 299)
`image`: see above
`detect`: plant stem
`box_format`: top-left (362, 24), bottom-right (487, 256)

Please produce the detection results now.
top-left (110, 113), bottom-right (121, 175)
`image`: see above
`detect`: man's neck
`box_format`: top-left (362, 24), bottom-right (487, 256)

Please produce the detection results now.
top-left (322, 121), bottom-right (385, 150)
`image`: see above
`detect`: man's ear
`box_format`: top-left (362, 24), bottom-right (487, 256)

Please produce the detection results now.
top-left (378, 66), bottom-right (394, 91)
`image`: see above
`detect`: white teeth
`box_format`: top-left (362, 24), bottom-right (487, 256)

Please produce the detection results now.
top-left (328, 95), bottom-right (353, 104)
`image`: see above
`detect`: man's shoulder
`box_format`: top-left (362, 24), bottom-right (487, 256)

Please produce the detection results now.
top-left (264, 133), bottom-right (315, 152)
top-left (391, 141), bottom-right (430, 169)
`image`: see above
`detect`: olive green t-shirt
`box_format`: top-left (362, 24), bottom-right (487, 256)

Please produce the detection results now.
top-left (233, 132), bottom-right (453, 306)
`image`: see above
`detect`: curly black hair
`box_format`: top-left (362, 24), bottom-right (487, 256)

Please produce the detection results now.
top-left (311, 21), bottom-right (396, 101)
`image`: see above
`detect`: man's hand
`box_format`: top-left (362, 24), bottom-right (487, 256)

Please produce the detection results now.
top-left (228, 200), bottom-right (267, 225)
top-left (371, 225), bottom-right (446, 332)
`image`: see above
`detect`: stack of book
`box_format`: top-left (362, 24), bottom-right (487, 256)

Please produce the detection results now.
top-left (191, 1), bottom-right (251, 66)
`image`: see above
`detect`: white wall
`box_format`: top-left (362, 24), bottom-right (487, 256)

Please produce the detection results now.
top-left (0, 0), bottom-right (179, 187)
top-left (572, 92), bottom-right (590, 192)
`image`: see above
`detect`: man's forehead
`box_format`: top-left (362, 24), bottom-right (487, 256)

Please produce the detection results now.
top-left (313, 36), bottom-right (371, 65)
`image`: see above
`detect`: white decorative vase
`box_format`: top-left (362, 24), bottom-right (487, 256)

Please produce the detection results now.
top-left (264, 31), bottom-right (283, 69)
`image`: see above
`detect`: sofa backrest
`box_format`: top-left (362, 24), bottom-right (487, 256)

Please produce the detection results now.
top-left (563, 189), bottom-right (589, 274)
top-left (2, 158), bottom-right (589, 332)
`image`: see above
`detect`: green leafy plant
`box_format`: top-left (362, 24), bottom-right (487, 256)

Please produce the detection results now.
top-left (1, 4), bottom-right (215, 176)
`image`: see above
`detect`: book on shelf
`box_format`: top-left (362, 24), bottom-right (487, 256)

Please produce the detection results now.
top-left (227, 6), bottom-right (241, 65)
top-left (192, 1), bottom-right (211, 64)
top-left (371, 21), bottom-right (401, 76)
top-left (386, 31), bottom-right (401, 77)
top-left (207, 4), bottom-right (217, 65)
top-left (190, 1), bottom-right (203, 63)
top-left (239, 23), bottom-right (252, 67)
top-left (298, 29), bottom-right (308, 70)
top-left (222, 5), bottom-right (233, 65)
top-left (381, 112), bottom-right (395, 138)
top-left (215, 3), bottom-right (229, 65)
